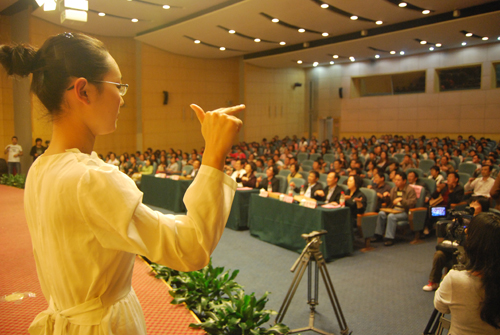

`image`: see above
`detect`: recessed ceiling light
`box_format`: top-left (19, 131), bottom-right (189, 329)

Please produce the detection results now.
top-left (375, 20), bottom-right (383, 25)
top-left (349, 56), bottom-right (355, 62)
top-left (98, 12), bottom-right (105, 16)
top-left (163, 5), bottom-right (170, 9)
top-left (322, 32), bottom-right (329, 37)
top-left (350, 15), bottom-right (358, 20)
top-left (420, 40), bottom-right (427, 44)
top-left (272, 18), bottom-right (279, 23)
top-left (220, 47), bottom-right (226, 51)
top-left (131, 18), bottom-right (138, 22)
top-left (399, 2), bottom-right (407, 7)
top-left (390, 50), bottom-right (396, 54)
top-left (482, 37), bottom-right (489, 41)
top-left (254, 38), bottom-right (261, 42)
top-left (321, 3), bottom-right (329, 9)
top-left (298, 28), bottom-right (305, 33)
top-left (194, 40), bottom-right (200, 44)
top-left (330, 61), bottom-right (334, 64)
top-left (280, 41), bottom-right (286, 45)
top-left (333, 54), bottom-right (339, 58)
top-left (297, 60), bottom-right (303, 64)
top-left (461, 42), bottom-right (467, 46)
top-left (465, 32), bottom-right (473, 37)
top-left (228, 30), bottom-right (235, 34)
top-left (498, 37), bottom-right (500, 40)
top-left (375, 54), bottom-right (380, 58)
top-left (422, 9), bottom-right (430, 14)
top-left (429, 47), bottom-right (434, 51)
top-left (313, 62), bottom-right (319, 67)
top-left (400, 51), bottom-right (405, 55)
top-left (435, 43), bottom-right (442, 47)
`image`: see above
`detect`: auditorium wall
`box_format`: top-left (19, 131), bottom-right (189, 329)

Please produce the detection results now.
top-left (0, 15), bottom-right (14, 157)
top-left (307, 43), bottom-right (500, 140)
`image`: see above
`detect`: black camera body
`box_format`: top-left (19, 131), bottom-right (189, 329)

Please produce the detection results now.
top-left (435, 207), bottom-right (474, 243)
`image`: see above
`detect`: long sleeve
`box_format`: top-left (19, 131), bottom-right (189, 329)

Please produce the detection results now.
top-left (434, 271), bottom-right (452, 314)
top-left (77, 164), bottom-right (236, 272)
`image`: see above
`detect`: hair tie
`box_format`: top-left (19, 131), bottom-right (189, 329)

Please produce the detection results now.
top-left (61, 32), bottom-right (74, 38)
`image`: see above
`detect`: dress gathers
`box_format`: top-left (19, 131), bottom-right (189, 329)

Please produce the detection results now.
top-left (24, 149), bottom-right (236, 335)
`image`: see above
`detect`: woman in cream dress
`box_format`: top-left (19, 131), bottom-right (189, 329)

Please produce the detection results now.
top-left (0, 33), bottom-right (244, 334)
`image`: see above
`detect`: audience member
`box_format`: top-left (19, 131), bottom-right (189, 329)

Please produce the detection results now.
top-left (230, 159), bottom-right (246, 181)
top-left (287, 162), bottom-right (302, 182)
top-left (256, 165), bottom-right (280, 192)
top-left (290, 171), bottom-right (323, 200)
top-left (106, 152), bottom-right (119, 166)
top-left (464, 165), bottom-right (495, 198)
top-left (315, 171), bottom-right (343, 204)
top-left (166, 155), bottom-right (180, 174)
top-left (401, 154), bottom-right (415, 172)
top-left (30, 138), bottom-right (46, 162)
top-left (237, 162), bottom-right (257, 188)
top-left (429, 165), bottom-right (444, 185)
top-left (344, 175), bottom-right (367, 227)
top-left (490, 173), bottom-right (500, 211)
top-left (369, 173), bottom-right (392, 212)
top-left (4, 135), bottom-right (23, 175)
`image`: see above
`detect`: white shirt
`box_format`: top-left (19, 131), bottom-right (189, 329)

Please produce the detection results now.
top-left (230, 168), bottom-right (246, 181)
top-left (5, 144), bottom-right (22, 162)
top-left (326, 185), bottom-right (337, 202)
top-left (464, 176), bottom-right (495, 197)
top-left (429, 174), bottom-right (444, 185)
top-left (24, 149), bottom-right (236, 334)
top-left (305, 183), bottom-right (316, 198)
top-left (106, 158), bottom-right (120, 166)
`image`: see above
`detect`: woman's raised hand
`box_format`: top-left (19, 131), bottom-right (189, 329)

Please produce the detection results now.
top-left (191, 104), bottom-right (245, 171)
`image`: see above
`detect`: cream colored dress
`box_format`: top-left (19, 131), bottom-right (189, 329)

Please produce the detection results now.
top-left (24, 149), bottom-right (236, 335)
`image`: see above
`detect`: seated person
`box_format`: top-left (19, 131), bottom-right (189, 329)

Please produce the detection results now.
top-left (106, 152), bottom-right (119, 166)
top-left (255, 158), bottom-right (265, 173)
top-left (438, 156), bottom-right (455, 174)
top-left (372, 172), bottom-right (417, 246)
top-left (312, 159), bottom-right (326, 174)
top-left (140, 158), bottom-right (154, 176)
top-left (478, 158), bottom-right (499, 179)
top-left (369, 172), bottom-right (392, 212)
top-left (407, 171), bottom-right (431, 204)
top-left (365, 160), bottom-right (376, 179)
top-left (315, 171), bottom-right (343, 204)
top-left (464, 165), bottom-right (495, 198)
top-left (166, 154), bottom-right (180, 174)
top-left (287, 162), bottom-right (303, 183)
top-left (344, 175), bottom-right (367, 227)
top-left (184, 159), bottom-right (201, 179)
top-left (428, 165), bottom-right (444, 185)
top-left (401, 154), bottom-right (415, 172)
top-left (290, 171), bottom-right (323, 200)
top-left (127, 156), bottom-right (139, 177)
top-left (434, 212), bottom-right (500, 334)
top-left (431, 171), bottom-right (464, 208)
top-left (236, 162), bottom-right (257, 188)
top-left (330, 159), bottom-right (346, 176)
top-left (230, 159), bottom-right (246, 181)
top-left (466, 154), bottom-right (482, 170)
top-left (273, 154), bottom-right (284, 168)
top-left (387, 161), bottom-right (400, 175)
top-left (256, 165), bottom-right (280, 192)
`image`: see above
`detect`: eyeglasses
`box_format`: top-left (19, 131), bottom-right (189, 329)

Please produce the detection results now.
top-left (67, 80), bottom-right (129, 97)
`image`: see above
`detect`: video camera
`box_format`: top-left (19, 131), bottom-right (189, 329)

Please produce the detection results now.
top-left (435, 207), bottom-right (474, 244)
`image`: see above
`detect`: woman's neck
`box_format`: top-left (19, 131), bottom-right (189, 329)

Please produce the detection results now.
top-left (44, 117), bottom-right (95, 156)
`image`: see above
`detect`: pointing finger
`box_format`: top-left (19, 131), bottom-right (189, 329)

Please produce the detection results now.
top-left (190, 104), bottom-right (205, 124)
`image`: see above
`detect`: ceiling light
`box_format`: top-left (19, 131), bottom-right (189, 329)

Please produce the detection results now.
top-left (349, 56), bottom-right (355, 62)
top-left (298, 28), bottom-right (305, 33)
top-left (220, 47), bottom-right (226, 51)
top-left (482, 37), bottom-right (489, 41)
top-left (399, 2), bottom-right (407, 7)
top-left (333, 55), bottom-right (339, 58)
top-left (350, 16), bottom-right (358, 20)
top-left (498, 37), bottom-right (500, 40)
top-left (228, 30), bottom-right (235, 34)
top-left (461, 42), bottom-right (467, 46)
top-left (435, 43), bottom-right (442, 47)
top-left (322, 32), bottom-right (329, 37)
top-left (321, 3), bottom-right (329, 8)
top-left (390, 50), bottom-right (396, 54)
top-left (420, 40), bottom-right (427, 44)
top-left (98, 12), bottom-right (105, 16)
top-left (280, 41), bottom-right (286, 45)
top-left (313, 62), bottom-right (319, 67)
top-left (429, 47), bottom-right (434, 51)
top-left (254, 38), bottom-right (261, 42)
top-left (131, 18), bottom-right (139, 22)
top-left (422, 9), bottom-right (430, 14)
top-left (272, 18), bottom-right (279, 23)
top-left (194, 40), bottom-right (200, 44)
top-left (375, 20), bottom-right (383, 25)
top-left (330, 61), bottom-right (334, 64)
top-left (375, 54), bottom-right (380, 58)
top-left (297, 60), bottom-right (303, 64)
top-left (163, 5), bottom-right (170, 9)
top-left (400, 51), bottom-right (405, 55)
top-left (465, 32), bottom-right (473, 37)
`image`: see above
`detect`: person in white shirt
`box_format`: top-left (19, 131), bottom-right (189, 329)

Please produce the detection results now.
top-left (428, 165), bottom-right (444, 185)
top-left (4, 135), bottom-right (23, 175)
top-left (230, 159), bottom-right (246, 181)
top-left (106, 152), bottom-right (120, 166)
top-left (464, 165), bottom-right (495, 198)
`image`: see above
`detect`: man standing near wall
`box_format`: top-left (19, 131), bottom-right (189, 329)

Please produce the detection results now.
top-left (4, 136), bottom-right (23, 175)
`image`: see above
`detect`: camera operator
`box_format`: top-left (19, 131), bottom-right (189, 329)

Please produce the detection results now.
top-left (434, 212), bottom-right (500, 334)
top-left (423, 197), bottom-right (489, 292)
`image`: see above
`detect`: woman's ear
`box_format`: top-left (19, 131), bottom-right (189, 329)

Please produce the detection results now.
top-left (72, 77), bottom-right (90, 104)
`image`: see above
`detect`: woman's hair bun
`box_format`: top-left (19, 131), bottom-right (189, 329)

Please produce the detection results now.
top-left (0, 44), bottom-right (38, 77)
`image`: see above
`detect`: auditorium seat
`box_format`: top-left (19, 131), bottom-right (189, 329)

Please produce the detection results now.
top-left (396, 184), bottom-right (427, 244)
top-left (418, 159), bottom-right (435, 175)
top-left (278, 169), bottom-right (290, 177)
top-left (458, 163), bottom-right (477, 176)
top-left (356, 187), bottom-right (378, 252)
top-left (297, 152), bottom-right (308, 163)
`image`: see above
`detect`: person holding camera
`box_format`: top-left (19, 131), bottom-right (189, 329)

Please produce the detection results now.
top-left (434, 212), bottom-right (500, 334)
top-left (423, 196), bottom-right (489, 292)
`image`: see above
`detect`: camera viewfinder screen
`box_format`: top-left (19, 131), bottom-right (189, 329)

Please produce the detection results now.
top-left (431, 207), bottom-right (447, 217)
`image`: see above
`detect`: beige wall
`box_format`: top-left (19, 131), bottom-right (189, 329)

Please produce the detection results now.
top-left (243, 64), bottom-right (306, 142)
top-left (0, 16), bottom-right (14, 158)
top-left (140, 44), bottom-right (240, 152)
top-left (307, 43), bottom-right (500, 140)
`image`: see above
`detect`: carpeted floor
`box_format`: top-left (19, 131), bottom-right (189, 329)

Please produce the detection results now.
top-left (0, 185), bottom-right (202, 335)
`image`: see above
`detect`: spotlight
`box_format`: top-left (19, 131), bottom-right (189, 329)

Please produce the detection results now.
top-left (399, 2), bottom-right (407, 7)
top-left (98, 12), bottom-right (105, 16)
top-left (429, 47), bottom-right (434, 51)
top-left (229, 30), bottom-right (235, 34)
top-left (254, 38), bottom-right (261, 42)
top-left (375, 20), bottom-right (383, 25)
top-left (465, 32), bottom-right (473, 37)
top-left (280, 41), bottom-right (286, 45)
top-left (435, 43), bottom-right (442, 47)
top-left (272, 18), bottom-right (279, 23)
top-left (390, 50), bottom-right (396, 54)
top-left (313, 62), bottom-right (319, 67)
top-left (194, 40), bottom-right (200, 44)
top-left (461, 42), bottom-right (466, 46)
top-left (298, 28), bottom-right (305, 33)
top-left (349, 56), bottom-right (355, 62)
top-left (330, 61), bottom-right (334, 64)
top-left (297, 60), bottom-right (303, 64)
top-left (350, 15), bottom-right (358, 20)
top-left (321, 3), bottom-right (329, 8)
top-left (322, 32), bottom-right (329, 37)
top-left (482, 37), bottom-right (488, 41)
top-left (333, 55), bottom-right (339, 58)
top-left (220, 47), bottom-right (226, 51)
top-left (131, 18), bottom-right (138, 22)
top-left (375, 54), bottom-right (380, 58)
top-left (420, 40), bottom-right (427, 44)
top-left (163, 5), bottom-right (170, 9)
top-left (400, 51), bottom-right (405, 55)
top-left (422, 9), bottom-right (430, 14)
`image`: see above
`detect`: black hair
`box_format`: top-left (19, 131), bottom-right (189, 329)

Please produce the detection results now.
top-left (430, 165), bottom-right (440, 173)
top-left (0, 33), bottom-right (110, 118)
top-left (395, 171), bottom-right (407, 181)
top-left (268, 165), bottom-right (278, 176)
top-left (449, 171), bottom-right (459, 180)
top-left (12, 135), bottom-right (17, 140)
top-left (327, 170), bottom-right (339, 181)
top-left (483, 165), bottom-right (493, 172)
top-left (35, 138), bottom-right (42, 142)
top-left (248, 162), bottom-right (257, 173)
top-left (464, 213), bottom-right (500, 329)
top-left (470, 196), bottom-right (490, 212)
top-left (309, 170), bottom-right (320, 179)
top-left (349, 175), bottom-right (363, 189)
top-left (376, 172), bottom-right (386, 180)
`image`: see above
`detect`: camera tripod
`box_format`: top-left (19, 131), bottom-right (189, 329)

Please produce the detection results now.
top-left (275, 230), bottom-right (351, 335)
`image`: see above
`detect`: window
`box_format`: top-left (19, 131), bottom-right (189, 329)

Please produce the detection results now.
top-left (351, 71), bottom-right (426, 97)
top-left (437, 65), bottom-right (481, 92)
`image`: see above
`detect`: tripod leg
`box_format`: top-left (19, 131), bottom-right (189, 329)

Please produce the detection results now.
top-left (276, 254), bottom-right (311, 324)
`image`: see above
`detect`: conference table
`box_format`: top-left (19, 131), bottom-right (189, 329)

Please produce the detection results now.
top-left (141, 175), bottom-right (193, 213)
top-left (248, 194), bottom-right (353, 261)
top-left (226, 188), bottom-right (260, 230)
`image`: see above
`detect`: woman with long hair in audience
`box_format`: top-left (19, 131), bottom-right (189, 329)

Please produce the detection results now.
top-left (434, 212), bottom-right (500, 334)
top-left (388, 146), bottom-right (396, 158)
top-left (156, 155), bottom-right (168, 175)
top-left (237, 162), bottom-right (257, 188)
top-left (127, 155), bottom-right (138, 177)
top-left (344, 175), bottom-right (367, 227)
top-left (118, 154), bottom-right (127, 172)
top-left (377, 151), bottom-right (389, 172)
top-left (365, 160), bottom-right (376, 179)
top-left (1, 32), bottom-right (243, 334)
top-left (339, 152), bottom-right (348, 169)
top-left (287, 162), bottom-right (302, 182)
